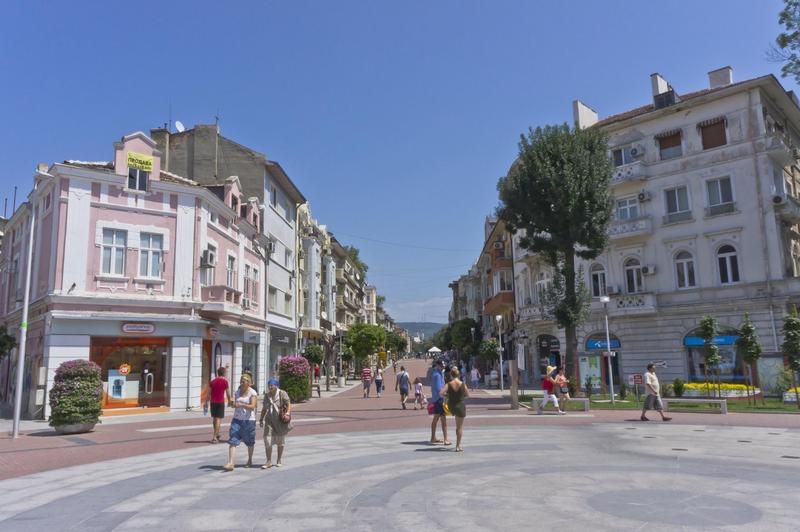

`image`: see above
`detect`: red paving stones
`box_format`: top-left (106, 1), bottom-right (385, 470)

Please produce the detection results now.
top-left (1, 359), bottom-right (797, 480)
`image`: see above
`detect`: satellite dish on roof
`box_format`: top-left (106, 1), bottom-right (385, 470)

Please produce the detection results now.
top-left (174, 120), bottom-right (185, 133)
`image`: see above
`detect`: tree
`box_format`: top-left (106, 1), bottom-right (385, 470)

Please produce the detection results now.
top-left (344, 323), bottom-right (386, 366)
top-left (772, 1), bottom-right (800, 84)
top-left (302, 344), bottom-right (324, 366)
top-left (431, 325), bottom-right (453, 351)
top-left (478, 339), bottom-right (501, 366)
top-left (497, 123), bottom-right (612, 380)
top-left (781, 305), bottom-right (800, 409)
top-left (343, 245), bottom-right (368, 277)
top-left (0, 326), bottom-right (17, 364)
top-left (449, 318), bottom-right (481, 358)
top-left (736, 313), bottom-right (763, 406)
top-left (698, 315), bottom-right (721, 398)
top-left (385, 330), bottom-right (407, 356)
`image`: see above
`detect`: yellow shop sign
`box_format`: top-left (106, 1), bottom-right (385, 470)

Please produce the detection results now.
top-left (127, 151), bottom-right (153, 172)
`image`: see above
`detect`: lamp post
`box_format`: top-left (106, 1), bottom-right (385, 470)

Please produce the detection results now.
top-left (599, 296), bottom-right (616, 406)
top-left (495, 315), bottom-right (504, 391)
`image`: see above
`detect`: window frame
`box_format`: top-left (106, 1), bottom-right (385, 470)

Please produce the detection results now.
top-left (706, 176), bottom-right (735, 216)
top-left (658, 132), bottom-right (683, 160)
top-left (138, 232), bottom-right (163, 279)
top-left (664, 185), bottom-right (692, 224)
top-left (101, 228), bottom-right (127, 276)
top-left (674, 250), bottom-right (696, 290)
top-left (590, 264), bottom-right (607, 298)
top-left (611, 146), bottom-right (635, 167)
top-left (624, 257), bottom-right (643, 294)
top-left (616, 196), bottom-right (640, 221)
top-left (127, 168), bottom-right (149, 192)
top-left (700, 120), bottom-right (727, 150)
top-left (226, 255), bottom-right (237, 289)
top-left (717, 244), bottom-right (741, 285)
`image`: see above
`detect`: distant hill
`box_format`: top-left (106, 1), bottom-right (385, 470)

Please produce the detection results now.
top-left (397, 322), bottom-right (445, 341)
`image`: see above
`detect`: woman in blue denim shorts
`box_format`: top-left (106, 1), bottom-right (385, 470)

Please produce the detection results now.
top-left (223, 374), bottom-right (258, 471)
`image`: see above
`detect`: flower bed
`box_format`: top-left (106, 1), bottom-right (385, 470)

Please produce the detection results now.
top-left (783, 387), bottom-right (800, 403)
top-left (682, 383), bottom-right (760, 399)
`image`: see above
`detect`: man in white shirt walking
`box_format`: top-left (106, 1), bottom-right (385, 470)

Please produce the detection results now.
top-left (641, 363), bottom-right (672, 422)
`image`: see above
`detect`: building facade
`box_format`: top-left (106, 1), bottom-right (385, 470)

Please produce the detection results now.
top-left (297, 203), bottom-right (336, 349)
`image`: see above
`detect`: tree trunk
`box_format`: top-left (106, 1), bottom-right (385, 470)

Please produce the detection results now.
top-left (794, 370), bottom-right (800, 410)
top-left (563, 247), bottom-right (579, 384)
top-left (704, 366), bottom-right (710, 398)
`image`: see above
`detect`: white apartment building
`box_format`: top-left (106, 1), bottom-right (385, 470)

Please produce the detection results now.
top-left (513, 68), bottom-right (800, 394)
top-left (298, 204), bottom-right (336, 348)
top-left (364, 285), bottom-right (377, 325)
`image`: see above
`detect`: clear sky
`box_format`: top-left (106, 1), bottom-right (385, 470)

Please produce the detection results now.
top-left (0, 0), bottom-right (791, 323)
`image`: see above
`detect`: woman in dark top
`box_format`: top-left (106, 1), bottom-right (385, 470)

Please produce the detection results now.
top-left (441, 367), bottom-right (469, 452)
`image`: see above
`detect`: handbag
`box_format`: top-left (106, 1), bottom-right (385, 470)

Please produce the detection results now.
top-left (279, 402), bottom-right (291, 424)
top-left (442, 402), bottom-right (451, 416)
top-left (427, 402), bottom-right (435, 415)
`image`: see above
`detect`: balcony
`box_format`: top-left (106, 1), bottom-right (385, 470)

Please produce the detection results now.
top-left (600, 292), bottom-right (657, 316)
top-left (336, 269), bottom-right (346, 283)
top-left (775, 194), bottom-right (800, 224)
top-left (608, 216), bottom-right (653, 241)
top-left (484, 291), bottom-right (514, 316)
top-left (336, 295), bottom-right (359, 311)
top-left (766, 134), bottom-right (795, 167)
top-left (201, 284), bottom-right (243, 316)
top-left (518, 305), bottom-right (552, 323)
top-left (611, 161), bottom-right (647, 185)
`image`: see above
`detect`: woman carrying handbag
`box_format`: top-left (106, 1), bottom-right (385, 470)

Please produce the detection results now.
top-left (259, 378), bottom-right (293, 468)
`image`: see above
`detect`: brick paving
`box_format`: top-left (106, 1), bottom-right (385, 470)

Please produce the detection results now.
top-left (0, 358), bottom-right (797, 480)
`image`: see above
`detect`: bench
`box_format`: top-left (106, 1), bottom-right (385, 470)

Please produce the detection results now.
top-left (311, 384), bottom-right (321, 398)
top-left (661, 397), bottom-right (728, 414)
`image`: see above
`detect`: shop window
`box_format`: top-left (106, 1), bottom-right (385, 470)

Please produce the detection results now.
top-left (102, 228), bottom-right (127, 276)
top-left (664, 186), bottom-right (691, 224)
top-left (700, 120), bottom-right (726, 150)
top-left (616, 197), bottom-right (639, 220)
top-left (706, 177), bottom-right (735, 216)
top-left (624, 257), bottom-right (643, 294)
top-left (658, 132), bottom-right (682, 160)
top-left (139, 233), bottom-right (163, 278)
top-left (717, 244), bottom-right (740, 284)
top-left (128, 168), bottom-right (148, 191)
top-left (684, 329), bottom-right (743, 383)
top-left (674, 250), bottom-right (696, 289)
top-left (591, 264), bottom-right (606, 297)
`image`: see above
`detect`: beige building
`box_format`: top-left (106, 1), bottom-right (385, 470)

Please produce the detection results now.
top-left (297, 204), bottom-right (337, 350)
top-left (331, 237), bottom-right (365, 334)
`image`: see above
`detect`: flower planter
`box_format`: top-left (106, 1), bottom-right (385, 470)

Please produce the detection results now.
top-left (683, 388), bottom-right (761, 400)
top-left (53, 423), bottom-right (96, 435)
top-left (783, 392), bottom-right (800, 403)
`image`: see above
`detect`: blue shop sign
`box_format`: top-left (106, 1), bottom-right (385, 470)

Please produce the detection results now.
top-left (585, 338), bottom-right (621, 350)
top-left (683, 335), bottom-right (738, 347)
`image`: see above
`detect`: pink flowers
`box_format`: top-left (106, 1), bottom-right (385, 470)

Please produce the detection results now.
top-left (279, 355), bottom-right (310, 378)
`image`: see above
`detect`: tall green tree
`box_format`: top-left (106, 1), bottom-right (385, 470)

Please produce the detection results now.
top-left (736, 313), bottom-right (763, 406)
top-left (497, 124), bottom-right (612, 379)
top-left (449, 318), bottom-right (481, 358)
top-left (772, 1), bottom-right (800, 83)
top-left (344, 323), bottom-right (386, 366)
top-left (0, 326), bottom-right (17, 364)
top-left (698, 315), bottom-right (721, 398)
top-left (343, 245), bottom-right (368, 277)
top-left (431, 325), bottom-right (453, 351)
top-left (781, 306), bottom-right (800, 409)
top-left (385, 330), bottom-right (407, 356)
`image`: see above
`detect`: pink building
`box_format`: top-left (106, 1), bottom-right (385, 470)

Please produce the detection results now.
top-left (0, 132), bottom-right (269, 418)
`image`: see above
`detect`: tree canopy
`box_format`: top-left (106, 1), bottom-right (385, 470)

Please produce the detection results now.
top-left (385, 330), bottom-right (407, 355)
top-left (0, 326), bottom-right (16, 363)
top-left (343, 245), bottom-right (368, 277)
top-left (497, 123), bottom-right (612, 377)
top-left (344, 323), bottom-right (386, 361)
top-left (773, 1), bottom-right (800, 83)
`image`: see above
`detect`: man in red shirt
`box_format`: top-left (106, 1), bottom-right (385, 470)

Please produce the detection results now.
top-left (362, 366), bottom-right (373, 398)
top-left (206, 367), bottom-right (232, 443)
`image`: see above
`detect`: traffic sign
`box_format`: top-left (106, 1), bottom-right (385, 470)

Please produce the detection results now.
top-left (631, 373), bottom-right (644, 385)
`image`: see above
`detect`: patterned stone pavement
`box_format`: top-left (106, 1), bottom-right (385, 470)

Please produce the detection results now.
top-left (0, 423), bottom-right (798, 531)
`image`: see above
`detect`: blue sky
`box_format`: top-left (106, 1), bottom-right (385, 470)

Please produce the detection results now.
top-left (0, 0), bottom-right (791, 323)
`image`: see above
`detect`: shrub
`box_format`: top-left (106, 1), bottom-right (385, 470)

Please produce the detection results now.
top-left (777, 369), bottom-right (794, 393)
top-left (662, 384), bottom-right (673, 397)
top-left (303, 345), bottom-right (324, 366)
top-left (619, 381), bottom-right (627, 400)
top-left (278, 356), bottom-right (311, 402)
top-left (584, 376), bottom-right (593, 398)
top-left (673, 378), bottom-right (685, 397)
top-left (49, 359), bottom-right (102, 427)
top-left (567, 380), bottom-right (577, 398)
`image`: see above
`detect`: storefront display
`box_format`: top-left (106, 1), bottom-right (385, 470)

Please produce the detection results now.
top-left (90, 337), bottom-right (170, 409)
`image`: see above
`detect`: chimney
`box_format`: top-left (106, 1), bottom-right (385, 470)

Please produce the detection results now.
top-left (573, 100), bottom-right (598, 129)
top-left (708, 66), bottom-right (733, 89)
top-left (650, 73), bottom-right (669, 96)
top-left (150, 127), bottom-right (170, 172)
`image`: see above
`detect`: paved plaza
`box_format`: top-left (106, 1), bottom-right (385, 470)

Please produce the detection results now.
top-left (1, 422), bottom-right (798, 531)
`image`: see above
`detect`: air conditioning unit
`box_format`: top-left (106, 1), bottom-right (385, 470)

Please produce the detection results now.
top-left (637, 190), bottom-right (652, 202)
top-left (200, 249), bottom-right (217, 268)
top-left (493, 241), bottom-right (504, 249)
top-left (630, 144), bottom-right (646, 158)
top-left (773, 195), bottom-right (787, 205)
top-left (642, 264), bottom-right (657, 275)
top-left (606, 285), bottom-right (620, 295)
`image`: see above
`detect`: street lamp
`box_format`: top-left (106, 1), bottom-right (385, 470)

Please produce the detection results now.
top-left (599, 295), bottom-right (616, 406)
top-left (495, 315), bottom-right (504, 391)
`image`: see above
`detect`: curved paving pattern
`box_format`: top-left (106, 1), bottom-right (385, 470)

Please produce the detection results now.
top-left (0, 424), bottom-right (798, 531)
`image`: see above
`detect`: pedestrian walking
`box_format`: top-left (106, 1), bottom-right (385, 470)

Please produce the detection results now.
top-left (259, 378), bottom-right (292, 468)
top-left (314, 363), bottom-right (320, 383)
top-left (375, 366), bottom-right (384, 398)
top-left (538, 365), bottom-right (564, 415)
top-left (429, 360), bottom-right (450, 445)
top-left (441, 367), bottom-right (469, 452)
top-left (470, 367), bottom-right (481, 389)
top-left (641, 363), bottom-right (672, 422)
top-left (554, 367), bottom-right (570, 413)
top-left (362, 366), bottom-right (373, 398)
top-left (223, 374), bottom-right (258, 471)
top-left (395, 365), bottom-right (411, 409)
top-left (413, 377), bottom-right (426, 410)
top-left (204, 367), bottom-right (232, 443)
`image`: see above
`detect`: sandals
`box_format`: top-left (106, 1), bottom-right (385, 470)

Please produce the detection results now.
top-left (261, 463), bottom-right (272, 469)
top-left (223, 463), bottom-right (234, 472)
top-left (443, 441), bottom-right (452, 446)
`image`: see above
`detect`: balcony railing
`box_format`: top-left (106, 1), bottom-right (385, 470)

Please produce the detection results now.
top-left (603, 292), bottom-right (657, 315)
top-left (775, 194), bottom-right (800, 224)
top-left (611, 161), bottom-right (647, 184)
top-left (662, 210), bottom-right (693, 225)
top-left (609, 216), bottom-right (653, 240)
top-left (518, 305), bottom-right (551, 322)
top-left (766, 134), bottom-right (795, 167)
top-left (705, 202), bottom-right (736, 217)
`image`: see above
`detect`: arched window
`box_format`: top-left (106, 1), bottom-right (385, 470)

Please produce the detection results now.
top-left (624, 258), bottom-right (643, 294)
top-left (717, 244), bottom-right (740, 284)
top-left (590, 264), bottom-right (606, 297)
top-left (674, 250), bottom-right (696, 289)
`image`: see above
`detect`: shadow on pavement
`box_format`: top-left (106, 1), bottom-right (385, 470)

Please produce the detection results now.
top-left (400, 441), bottom-right (435, 446)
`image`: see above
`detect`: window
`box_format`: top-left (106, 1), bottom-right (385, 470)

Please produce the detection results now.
top-left (270, 185), bottom-right (277, 207)
top-left (284, 293), bottom-right (293, 316)
top-left (534, 271), bottom-right (551, 304)
top-left (611, 146), bottom-right (634, 167)
top-left (700, 120), bottom-right (726, 150)
top-left (717, 245), bottom-right (740, 284)
top-left (127, 168), bottom-right (148, 191)
top-left (231, 195), bottom-right (239, 214)
top-left (624, 258), bottom-right (643, 293)
top-left (664, 186), bottom-right (691, 223)
top-left (139, 233), bottom-right (162, 278)
top-left (243, 264), bottom-right (251, 303)
top-left (285, 249), bottom-right (293, 268)
top-left (616, 197), bottom-right (639, 220)
top-left (251, 268), bottom-right (259, 306)
top-left (201, 244), bottom-right (216, 286)
top-left (226, 256), bottom-right (236, 288)
top-left (706, 177), bottom-right (734, 215)
top-left (591, 264), bottom-right (606, 297)
top-left (268, 286), bottom-right (278, 311)
top-left (209, 211), bottom-right (218, 225)
top-left (658, 132), bottom-right (682, 160)
top-left (674, 251), bottom-right (696, 289)
top-left (101, 229), bottom-right (127, 275)
top-left (497, 270), bottom-right (513, 292)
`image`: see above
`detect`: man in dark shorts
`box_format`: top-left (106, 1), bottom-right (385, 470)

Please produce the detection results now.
top-left (395, 365), bottom-right (411, 409)
top-left (206, 367), bottom-right (232, 443)
top-left (429, 359), bottom-right (449, 445)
